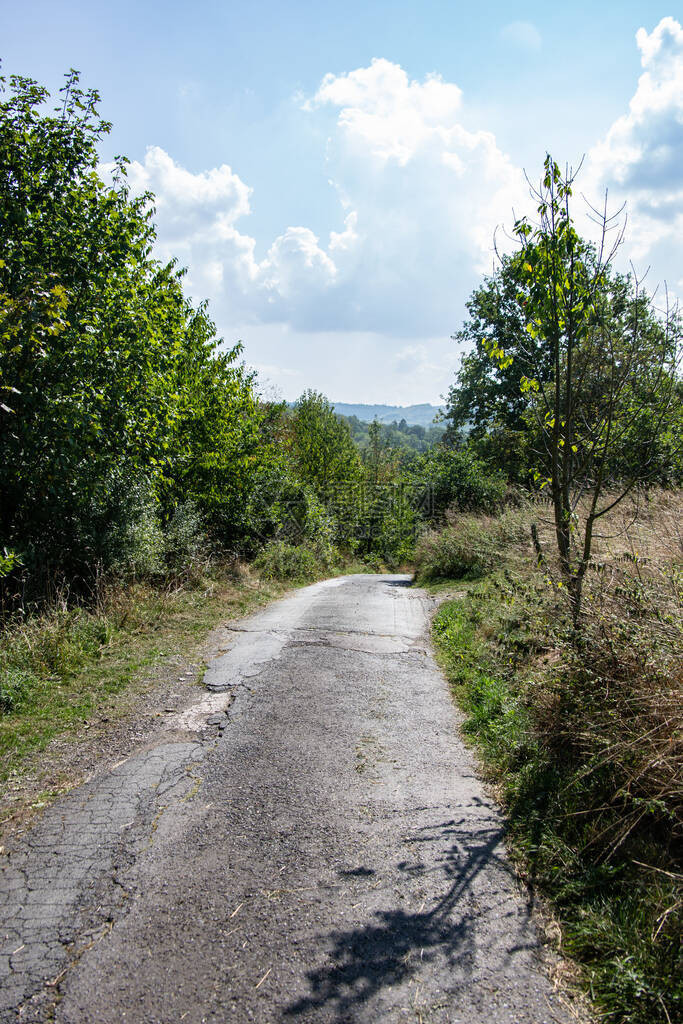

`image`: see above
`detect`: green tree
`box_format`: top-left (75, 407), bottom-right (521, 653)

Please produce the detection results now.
top-left (444, 251), bottom-right (548, 482)
top-left (503, 156), bottom-right (681, 624)
top-left (290, 391), bottom-right (361, 492)
top-left (0, 69), bottom-right (264, 587)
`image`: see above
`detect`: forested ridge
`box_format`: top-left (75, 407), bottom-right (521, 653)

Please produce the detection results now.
top-left (1, 70), bottom-right (682, 1024)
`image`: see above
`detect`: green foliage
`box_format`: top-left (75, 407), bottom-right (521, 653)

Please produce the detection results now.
top-left (0, 548), bottom-right (20, 580)
top-left (162, 501), bottom-right (210, 576)
top-left (445, 169), bottom-right (682, 493)
top-left (444, 250), bottom-right (544, 482)
top-left (291, 391), bottom-right (362, 493)
top-left (416, 524), bottom-right (495, 581)
top-left (0, 69), bottom-right (264, 593)
top-left (418, 445), bottom-right (507, 515)
top-left (253, 539), bottom-right (338, 582)
top-left (343, 413), bottom-right (445, 458)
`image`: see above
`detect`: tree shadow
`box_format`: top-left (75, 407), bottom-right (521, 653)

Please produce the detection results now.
top-left (381, 577), bottom-right (414, 588)
top-left (285, 817), bottom-right (524, 1022)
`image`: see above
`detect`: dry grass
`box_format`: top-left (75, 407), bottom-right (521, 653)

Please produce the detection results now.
top-left (0, 560), bottom-right (285, 786)
top-left (529, 490), bottom-right (683, 863)
top-left (423, 489), bottom-right (682, 1023)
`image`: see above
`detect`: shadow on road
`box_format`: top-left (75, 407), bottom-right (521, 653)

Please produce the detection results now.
top-left (284, 817), bottom-right (529, 1022)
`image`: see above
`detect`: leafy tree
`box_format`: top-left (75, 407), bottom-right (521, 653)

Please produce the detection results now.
top-left (161, 299), bottom-right (261, 544)
top-left (0, 69), bottom-right (263, 588)
top-left (290, 391), bottom-right (361, 492)
top-left (499, 156), bottom-right (681, 624)
top-left (446, 252), bottom-right (537, 431)
top-left (444, 251), bottom-right (548, 482)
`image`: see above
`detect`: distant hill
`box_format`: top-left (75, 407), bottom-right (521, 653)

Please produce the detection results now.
top-left (330, 403), bottom-right (444, 427)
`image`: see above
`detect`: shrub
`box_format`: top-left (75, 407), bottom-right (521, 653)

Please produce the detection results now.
top-left (421, 446), bottom-right (507, 516)
top-left (162, 501), bottom-right (210, 577)
top-left (254, 541), bottom-right (325, 582)
top-left (414, 509), bottom-right (527, 582)
top-left (100, 475), bottom-right (164, 579)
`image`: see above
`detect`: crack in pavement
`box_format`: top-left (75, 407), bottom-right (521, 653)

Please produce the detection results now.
top-left (224, 624), bottom-right (428, 641)
top-left (1, 741), bottom-right (204, 1020)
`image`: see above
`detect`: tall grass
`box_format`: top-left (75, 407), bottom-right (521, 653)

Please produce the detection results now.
top-left (0, 561), bottom-right (283, 787)
top-left (421, 491), bottom-right (682, 1024)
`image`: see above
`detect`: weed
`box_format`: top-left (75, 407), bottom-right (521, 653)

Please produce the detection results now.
top-left (0, 564), bottom-right (281, 785)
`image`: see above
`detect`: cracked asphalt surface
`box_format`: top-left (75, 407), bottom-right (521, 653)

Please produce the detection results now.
top-left (1, 574), bottom-right (571, 1023)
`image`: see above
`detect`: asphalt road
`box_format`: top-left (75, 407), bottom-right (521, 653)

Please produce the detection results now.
top-left (1, 575), bottom-right (570, 1023)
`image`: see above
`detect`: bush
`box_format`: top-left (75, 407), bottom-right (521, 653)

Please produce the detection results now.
top-left (421, 445), bottom-right (507, 516)
top-left (99, 475), bottom-right (164, 580)
top-left (162, 501), bottom-right (210, 577)
top-left (415, 509), bottom-right (527, 582)
top-left (254, 541), bottom-right (329, 582)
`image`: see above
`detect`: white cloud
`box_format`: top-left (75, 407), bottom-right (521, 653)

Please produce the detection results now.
top-left (309, 58), bottom-right (464, 165)
top-left (500, 21), bottom-right (542, 51)
top-left (300, 59), bottom-right (524, 332)
top-left (103, 147), bottom-right (343, 323)
top-left (101, 35), bottom-right (683, 400)
top-left (329, 211), bottom-right (358, 252)
top-left (126, 145), bottom-right (251, 232)
top-left (103, 62), bottom-right (525, 349)
top-left (260, 227), bottom-right (337, 299)
top-left (587, 17), bottom-right (683, 279)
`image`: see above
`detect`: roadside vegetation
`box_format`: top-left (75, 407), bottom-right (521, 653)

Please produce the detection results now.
top-left (423, 159), bottom-right (682, 1023)
top-left (420, 494), bottom-right (682, 1024)
top-left (0, 561), bottom-right (283, 784)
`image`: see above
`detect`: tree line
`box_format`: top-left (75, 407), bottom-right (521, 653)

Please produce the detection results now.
top-left (1, 72), bottom-right (680, 614)
top-left (0, 70), bottom-right (504, 602)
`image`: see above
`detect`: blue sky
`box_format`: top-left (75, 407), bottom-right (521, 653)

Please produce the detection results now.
top-left (3, 1), bottom-right (682, 404)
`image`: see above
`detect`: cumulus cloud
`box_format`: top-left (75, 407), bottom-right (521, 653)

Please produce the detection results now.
top-left (260, 227), bottom-right (337, 299)
top-left (300, 58), bottom-right (524, 333)
top-left (125, 146), bottom-right (251, 242)
top-left (104, 61), bottom-right (525, 348)
top-left (309, 59), bottom-right (464, 165)
top-left (587, 17), bottom-right (683, 279)
top-left (102, 35), bottom-right (682, 400)
top-left (103, 146), bottom-right (342, 324)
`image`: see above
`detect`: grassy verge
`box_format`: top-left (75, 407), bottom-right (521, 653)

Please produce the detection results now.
top-left (420, 495), bottom-right (682, 1024)
top-left (0, 564), bottom-right (289, 787)
top-left (0, 544), bottom-right (375, 792)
